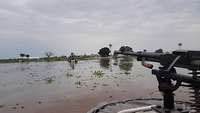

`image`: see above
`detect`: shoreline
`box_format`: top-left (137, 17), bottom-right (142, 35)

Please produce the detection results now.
top-left (0, 55), bottom-right (97, 64)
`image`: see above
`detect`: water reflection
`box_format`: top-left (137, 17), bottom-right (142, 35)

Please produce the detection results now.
top-left (118, 56), bottom-right (134, 72)
top-left (45, 62), bottom-right (55, 70)
top-left (70, 62), bottom-right (75, 69)
top-left (99, 57), bottom-right (110, 69)
top-left (19, 62), bottom-right (30, 71)
top-left (69, 60), bottom-right (78, 70)
top-left (44, 76), bottom-right (56, 84)
top-left (112, 57), bottom-right (118, 66)
top-left (2, 60), bottom-right (200, 113)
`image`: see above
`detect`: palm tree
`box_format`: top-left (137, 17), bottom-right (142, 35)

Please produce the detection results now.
top-left (45, 52), bottom-right (54, 58)
top-left (109, 44), bottom-right (112, 55)
top-left (109, 43), bottom-right (112, 50)
top-left (26, 54), bottom-right (30, 59)
top-left (178, 43), bottom-right (182, 50)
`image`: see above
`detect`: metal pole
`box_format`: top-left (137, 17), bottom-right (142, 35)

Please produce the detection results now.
top-left (117, 105), bottom-right (157, 113)
top-left (163, 92), bottom-right (174, 109)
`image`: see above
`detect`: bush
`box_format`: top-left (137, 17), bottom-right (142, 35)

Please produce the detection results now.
top-left (119, 46), bottom-right (133, 52)
top-left (98, 47), bottom-right (111, 57)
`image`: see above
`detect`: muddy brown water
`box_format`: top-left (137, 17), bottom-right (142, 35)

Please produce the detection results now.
top-left (0, 57), bottom-right (198, 113)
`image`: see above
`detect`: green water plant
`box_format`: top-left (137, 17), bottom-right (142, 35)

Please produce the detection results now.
top-left (75, 81), bottom-right (81, 85)
top-left (44, 76), bottom-right (56, 84)
top-left (66, 73), bottom-right (73, 78)
top-left (93, 70), bottom-right (104, 78)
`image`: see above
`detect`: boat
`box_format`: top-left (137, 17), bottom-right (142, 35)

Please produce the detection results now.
top-left (86, 98), bottom-right (191, 113)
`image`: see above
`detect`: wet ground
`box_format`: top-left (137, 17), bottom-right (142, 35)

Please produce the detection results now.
top-left (0, 57), bottom-right (199, 113)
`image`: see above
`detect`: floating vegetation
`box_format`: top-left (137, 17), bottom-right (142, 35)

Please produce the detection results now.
top-left (76, 75), bottom-right (81, 79)
top-left (93, 85), bottom-right (97, 88)
top-left (75, 81), bottom-right (81, 85)
top-left (116, 84), bottom-right (119, 87)
top-left (124, 71), bottom-right (131, 75)
top-left (21, 106), bottom-right (24, 109)
top-left (44, 76), bottom-right (56, 84)
top-left (93, 82), bottom-right (99, 85)
top-left (75, 81), bottom-right (82, 88)
top-left (12, 106), bottom-right (17, 109)
top-left (90, 88), bottom-right (95, 91)
top-left (93, 70), bottom-right (104, 78)
top-left (66, 73), bottom-right (73, 78)
top-left (0, 105), bottom-right (4, 108)
top-left (29, 73), bottom-right (38, 77)
top-left (26, 82), bottom-right (33, 85)
top-left (37, 101), bottom-right (42, 104)
top-left (9, 103), bottom-right (25, 110)
top-left (102, 84), bottom-right (109, 86)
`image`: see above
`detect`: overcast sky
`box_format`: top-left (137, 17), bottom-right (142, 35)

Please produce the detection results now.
top-left (0, 0), bottom-right (200, 58)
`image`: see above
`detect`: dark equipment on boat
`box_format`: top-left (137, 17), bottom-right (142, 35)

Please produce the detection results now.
top-left (113, 50), bottom-right (200, 113)
top-left (114, 50), bottom-right (200, 71)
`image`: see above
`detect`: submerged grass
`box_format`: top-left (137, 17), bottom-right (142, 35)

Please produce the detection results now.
top-left (93, 70), bottom-right (104, 78)
top-left (44, 76), bottom-right (56, 84)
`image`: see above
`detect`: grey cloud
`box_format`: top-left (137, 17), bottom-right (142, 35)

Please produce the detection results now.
top-left (0, 0), bottom-right (200, 58)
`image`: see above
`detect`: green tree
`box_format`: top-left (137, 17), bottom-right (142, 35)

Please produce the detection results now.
top-left (119, 46), bottom-right (133, 52)
top-left (155, 49), bottom-right (163, 53)
top-left (98, 47), bottom-right (111, 57)
top-left (45, 52), bottom-right (54, 58)
top-left (178, 43), bottom-right (182, 49)
top-left (20, 53), bottom-right (25, 58)
top-left (26, 54), bottom-right (30, 59)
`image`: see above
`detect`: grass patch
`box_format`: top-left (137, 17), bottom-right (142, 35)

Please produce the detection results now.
top-left (44, 76), bottom-right (56, 84)
top-left (93, 70), bottom-right (104, 78)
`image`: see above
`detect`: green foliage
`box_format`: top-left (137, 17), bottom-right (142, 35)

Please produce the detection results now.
top-left (98, 47), bottom-right (111, 57)
top-left (155, 49), bottom-right (163, 53)
top-left (66, 73), bottom-right (73, 77)
top-left (76, 55), bottom-right (96, 60)
top-left (93, 70), bottom-right (104, 78)
top-left (45, 52), bottom-right (54, 58)
top-left (44, 76), bottom-right (56, 84)
top-left (119, 46), bottom-right (133, 52)
top-left (0, 55), bottom-right (97, 64)
top-left (75, 81), bottom-right (82, 86)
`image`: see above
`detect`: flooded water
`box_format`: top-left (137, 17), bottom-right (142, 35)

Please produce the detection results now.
top-left (0, 57), bottom-right (199, 113)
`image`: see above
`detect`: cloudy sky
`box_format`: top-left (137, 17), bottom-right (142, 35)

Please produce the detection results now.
top-left (0, 0), bottom-right (200, 58)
